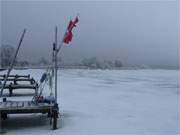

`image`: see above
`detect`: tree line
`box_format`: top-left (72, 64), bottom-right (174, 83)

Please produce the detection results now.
top-left (0, 45), bottom-right (123, 69)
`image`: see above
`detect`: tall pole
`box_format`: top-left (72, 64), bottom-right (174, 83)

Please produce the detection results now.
top-left (0, 29), bottom-right (26, 97)
top-left (54, 26), bottom-right (58, 103)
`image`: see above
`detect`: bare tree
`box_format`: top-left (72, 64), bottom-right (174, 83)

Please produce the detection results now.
top-left (114, 60), bottom-right (123, 68)
top-left (0, 45), bottom-right (15, 68)
top-left (39, 57), bottom-right (49, 66)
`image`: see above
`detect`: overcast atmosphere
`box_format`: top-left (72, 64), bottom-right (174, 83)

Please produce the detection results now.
top-left (1, 1), bottom-right (179, 68)
top-left (0, 1), bottom-right (180, 134)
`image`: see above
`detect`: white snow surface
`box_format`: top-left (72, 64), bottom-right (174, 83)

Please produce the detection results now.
top-left (0, 69), bottom-right (179, 135)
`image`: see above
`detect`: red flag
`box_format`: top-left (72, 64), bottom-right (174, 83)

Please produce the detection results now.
top-left (63, 16), bottom-right (79, 44)
top-left (67, 20), bottom-right (74, 31)
top-left (63, 31), bottom-right (73, 44)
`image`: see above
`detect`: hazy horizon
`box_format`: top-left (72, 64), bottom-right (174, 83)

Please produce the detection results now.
top-left (0, 1), bottom-right (179, 69)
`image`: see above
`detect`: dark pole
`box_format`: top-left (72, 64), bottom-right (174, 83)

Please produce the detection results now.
top-left (0, 29), bottom-right (26, 97)
top-left (54, 26), bottom-right (58, 103)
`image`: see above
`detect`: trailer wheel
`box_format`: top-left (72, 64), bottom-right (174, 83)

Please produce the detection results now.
top-left (1, 113), bottom-right (7, 120)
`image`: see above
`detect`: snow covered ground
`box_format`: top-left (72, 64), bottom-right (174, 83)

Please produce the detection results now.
top-left (0, 69), bottom-right (179, 135)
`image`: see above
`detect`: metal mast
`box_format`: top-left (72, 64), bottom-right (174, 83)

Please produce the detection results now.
top-left (54, 26), bottom-right (58, 103)
top-left (0, 29), bottom-right (26, 97)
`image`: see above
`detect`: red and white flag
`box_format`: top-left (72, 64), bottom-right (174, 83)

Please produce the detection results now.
top-left (63, 16), bottom-right (79, 44)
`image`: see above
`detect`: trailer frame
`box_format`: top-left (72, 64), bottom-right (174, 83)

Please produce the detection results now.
top-left (0, 99), bottom-right (59, 129)
top-left (0, 74), bottom-right (38, 97)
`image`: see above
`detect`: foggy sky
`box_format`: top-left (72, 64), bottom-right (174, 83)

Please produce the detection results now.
top-left (1, 1), bottom-right (179, 68)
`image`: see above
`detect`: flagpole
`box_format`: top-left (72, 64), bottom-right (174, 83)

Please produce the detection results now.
top-left (54, 15), bottom-right (79, 103)
top-left (54, 26), bottom-right (65, 104)
top-left (54, 26), bottom-right (58, 103)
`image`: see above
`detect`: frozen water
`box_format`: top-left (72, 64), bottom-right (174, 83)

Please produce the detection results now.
top-left (0, 69), bottom-right (179, 135)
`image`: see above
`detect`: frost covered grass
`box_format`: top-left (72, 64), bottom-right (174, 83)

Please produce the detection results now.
top-left (1, 69), bottom-right (179, 135)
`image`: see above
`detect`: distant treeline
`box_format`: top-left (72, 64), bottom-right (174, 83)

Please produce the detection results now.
top-left (1, 45), bottom-right (179, 70)
top-left (23, 57), bottom-right (123, 70)
top-left (0, 44), bottom-right (123, 69)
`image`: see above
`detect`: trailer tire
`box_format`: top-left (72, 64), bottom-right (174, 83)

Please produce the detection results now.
top-left (1, 113), bottom-right (7, 120)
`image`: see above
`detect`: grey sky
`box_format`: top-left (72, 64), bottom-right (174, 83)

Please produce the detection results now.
top-left (1, 1), bottom-right (179, 68)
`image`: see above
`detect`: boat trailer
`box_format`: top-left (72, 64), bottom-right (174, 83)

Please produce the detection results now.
top-left (0, 98), bottom-right (59, 129)
top-left (0, 28), bottom-right (60, 130)
top-left (0, 72), bottom-right (59, 130)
